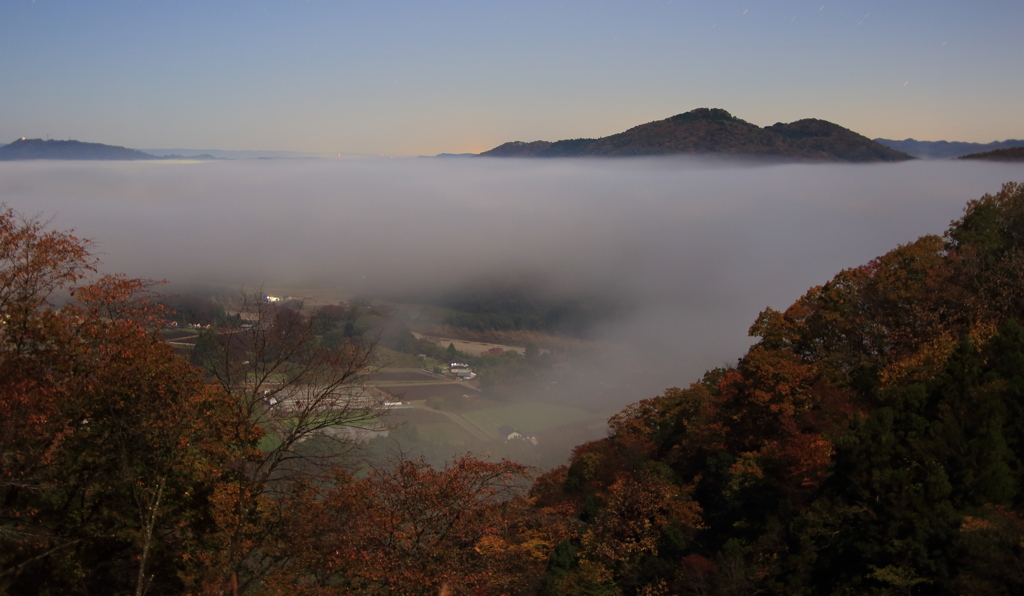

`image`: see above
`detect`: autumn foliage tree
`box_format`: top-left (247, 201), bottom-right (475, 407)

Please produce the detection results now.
top-left (259, 456), bottom-right (566, 596)
top-left (188, 291), bottom-right (387, 594)
top-left (0, 208), bottom-right (247, 595)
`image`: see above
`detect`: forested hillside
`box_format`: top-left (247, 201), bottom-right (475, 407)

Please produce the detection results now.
top-left (959, 147), bottom-right (1024, 162)
top-left (3, 182), bottom-right (1024, 595)
top-left (530, 182), bottom-right (1024, 595)
top-left (0, 138), bottom-right (159, 160)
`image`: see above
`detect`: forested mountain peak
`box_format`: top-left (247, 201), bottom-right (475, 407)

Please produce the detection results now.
top-left (667, 107), bottom-right (742, 123)
top-left (479, 108), bottom-right (913, 162)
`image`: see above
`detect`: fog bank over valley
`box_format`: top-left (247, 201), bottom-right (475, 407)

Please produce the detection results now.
top-left (2, 157), bottom-right (1020, 402)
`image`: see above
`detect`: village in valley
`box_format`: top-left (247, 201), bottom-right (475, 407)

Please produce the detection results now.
top-left (157, 290), bottom-right (616, 470)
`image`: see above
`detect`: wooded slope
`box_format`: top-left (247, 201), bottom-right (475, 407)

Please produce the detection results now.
top-left (531, 182), bottom-right (1024, 595)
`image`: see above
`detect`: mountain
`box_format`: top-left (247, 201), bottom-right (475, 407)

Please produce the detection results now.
top-left (958, 146), bottom-right (1024, 161)
top-left (479, 108), bottom-right (913, 162)
top-left (0, 138), bottom-right (158, 161)
top-left (874, 137), bottom-right (1024, 159)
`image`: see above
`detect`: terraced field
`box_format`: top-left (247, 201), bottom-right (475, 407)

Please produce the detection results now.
top-left (375, 383), bottom-right (479, 402)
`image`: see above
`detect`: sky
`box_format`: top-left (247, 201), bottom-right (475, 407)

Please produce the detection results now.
top-left (2, 1), bottom-right (1023, 155)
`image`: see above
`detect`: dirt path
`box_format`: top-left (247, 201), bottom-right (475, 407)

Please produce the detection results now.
top-left (411, 401), bottom-right (491, 442)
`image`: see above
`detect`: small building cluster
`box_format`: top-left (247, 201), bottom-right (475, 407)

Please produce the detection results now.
top-left (498, 425), bottom-right (538, 445)
top-left (448, 362), bottom-right (477, 381)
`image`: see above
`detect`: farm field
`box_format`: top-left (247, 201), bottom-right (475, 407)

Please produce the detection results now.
top-left (461, 402), bottom-right (600, 439)
top-left (376, 383), bottom-right (479, 402)
top-left (384, 408), bottom-right (479, 446)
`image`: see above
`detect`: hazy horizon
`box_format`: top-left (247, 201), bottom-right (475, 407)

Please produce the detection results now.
top-left (7, 131), bottom-right (1024, 160)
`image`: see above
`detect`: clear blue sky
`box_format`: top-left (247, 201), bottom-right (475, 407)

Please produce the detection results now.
top-left (2, 1), bottom-right (1021, 155)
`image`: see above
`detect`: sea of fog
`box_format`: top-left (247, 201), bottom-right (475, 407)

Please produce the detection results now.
top-left (2, 156), bottom-right (1021, 403)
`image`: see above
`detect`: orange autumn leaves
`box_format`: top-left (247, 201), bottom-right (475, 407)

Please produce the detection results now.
top-left (260, 457), bottom-right (565, 596)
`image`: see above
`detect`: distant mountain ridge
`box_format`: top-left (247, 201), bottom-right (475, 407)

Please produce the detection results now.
top-left (874, 137), bottom-right (1024, 159)
top-left (0, 138), bottom-right (222, 161)
top-left (0, 138), bottom-right (158, 161)
top-left (958, 146), bottom-right (1024, 162)
top-left (480, 108), bottom-right (912, 162)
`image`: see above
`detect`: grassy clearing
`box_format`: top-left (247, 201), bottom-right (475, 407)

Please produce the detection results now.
top-left (386, 409), bottom-right (478, 445)
top-left (256, 410), bottom-right (381, 453)
top-left (257, 430), bottom-right (282, 453)
top-left (461, 402), bottom-right (599, 439)
top-left (415, 420), bottom-right (477, 445)
top-left (374, 347), bottom-right (423, 368)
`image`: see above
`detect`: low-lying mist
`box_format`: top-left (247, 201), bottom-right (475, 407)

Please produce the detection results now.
top-left (2, 156), bottom-right (1019, 403)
